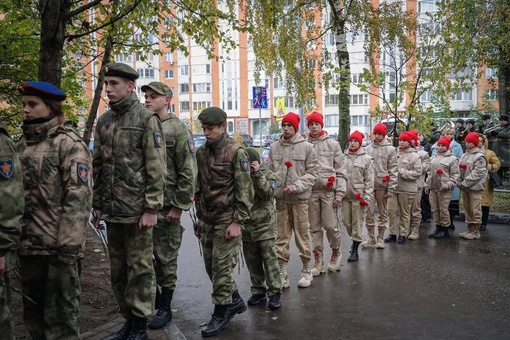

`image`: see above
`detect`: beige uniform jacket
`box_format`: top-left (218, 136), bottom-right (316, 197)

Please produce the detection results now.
top-left (343, 147), bottom-right (374, 203)
top-left (365, 137), bottom-right (398, 192)
top-left (458, 147), bottom-right (487, 192)
top-left (425, 150), bottom-right (460, 192)
top-left (414, 145), bottom-right (431, 189)
top-left (395, 147), bottom-right (422, 194)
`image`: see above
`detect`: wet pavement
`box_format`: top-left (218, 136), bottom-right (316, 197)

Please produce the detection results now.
top-left (85, 214), bottom-right (510, 339)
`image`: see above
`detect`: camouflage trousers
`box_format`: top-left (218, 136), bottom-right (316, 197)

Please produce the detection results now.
top-left (0, 253), bottom-right (16, 340)
top-left (242, 235), bottom-right (282, 297)
top-left (20, 255), bottom-right (81, 340)
top-left (201, 223), bottom-right (240, 305)
top-left (107, 223), bottom-right (155, 319)
top-left (153, 211), bottom-right (184, 290)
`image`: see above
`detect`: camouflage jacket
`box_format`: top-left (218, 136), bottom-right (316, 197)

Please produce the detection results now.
top-left (93, 93), bottom-right (166, 223)
top-left (0, 122), bottom-right (24, 258)
top-left (243, 165), bottom-right (277, 242)
top-left (160, 113), bottom-right (197, 211)
top-left (16, 118), bottom-right (92, 262)
top-left (195, 132), bottom-right (253, 225)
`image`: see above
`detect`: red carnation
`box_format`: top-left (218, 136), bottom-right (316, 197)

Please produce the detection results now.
top-left (382, 175), bottom-right (390, 183)
top-left (328, 176), bottom-right (336, 182)
top-left (284, 161), bottom-right (293, 168)
top-left (459, 164), bottom-right (467, 169)
top-left (355, 193), bottom-right (362, 199)
top-left (327, 182), bottom-right (334, 188)
top-left (436, 169), bottom-right (444, 175)
top-left (359, 199), bottom-right (368, 207)
top-left (194, 194), bottom-right (199, 201)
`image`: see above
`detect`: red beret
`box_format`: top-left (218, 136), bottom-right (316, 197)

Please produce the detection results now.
top-left (373, 123), bottom-right (387, 136)
top-left (282, 112), bottom-right (300, 132)
top-left (307, 111), bottom-right (324, 127)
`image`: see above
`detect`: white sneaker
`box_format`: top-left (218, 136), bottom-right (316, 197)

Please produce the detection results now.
top-left (361, 235), bottom-right (376, 248)
top-left (327, 248), bottom-right (342, 272)
top-left (279, 261), bottom-right (290, 289)
top-left (297, 271), bottom-right (313, 288)
top-left (311, 251), bottom-right (326, 276)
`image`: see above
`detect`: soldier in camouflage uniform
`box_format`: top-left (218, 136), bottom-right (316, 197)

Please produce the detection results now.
top-left (242, 148), bottom-right (282, 310)
top-left (91, 64), bottom-right (166, 340)
top-left (0, 121), bottom-right (24, 340)
top-left (141, 82), bottom-right (197, 329)
top-left (194, 107), bottom-right (254, 337)
top-left (16, 82), bottom-right (92, 340)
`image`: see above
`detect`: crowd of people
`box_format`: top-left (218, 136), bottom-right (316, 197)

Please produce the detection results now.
top-left (0, 62), bottom-right (505, 340)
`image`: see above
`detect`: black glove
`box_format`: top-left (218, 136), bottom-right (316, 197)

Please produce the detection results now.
top-left (491, 130), bottom-right (499, 137)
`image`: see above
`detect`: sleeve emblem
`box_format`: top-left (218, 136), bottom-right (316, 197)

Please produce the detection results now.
top-left (154, 132), bottom-right (163, 148)
top-left (78, 163), bottom-right (89, 183)
top-left (269, 180), bottom-right (276, 190)
top-left (188, 139), bottom-right (195, 152)
top-left (241, 159), bottom-right (249, 171)
top-left (0, 158), bottom-right (13, 179)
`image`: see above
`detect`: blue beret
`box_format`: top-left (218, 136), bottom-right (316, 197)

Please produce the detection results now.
top-left (18, 81), bottom-right (67, 101)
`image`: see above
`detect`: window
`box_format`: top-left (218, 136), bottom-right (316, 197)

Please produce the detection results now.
top-left (137, 68), bottom-right (155, 79)
top-left (486, 67), bottom-right (498, 79)
top-left (164, 53), bottom-right (174, 63)
top-left (274, 77), bottom-right (282, 89)
top-left (351, 74), bottom-right (361, 84)
top-left (351, 94), bottom-right (368, 105)
top-left (180, 65), bottom-right (189, 76)
top-left (193, 101), bottom-right (212, 111)
top-left (191, 64), bottom-right (211, 74)
top-left (165, 70), bottom-right (174, 79)
top-left (450, 67), bottom-right (472, 78)
top-left (285, 96), bottom-right (294, 108)
top-left (486, 89), bottom-right (498, 101)
top-left (114, 54), bottom-right (132, 62)
top-left (325, 94), bottom-right (339, 106)
top-left (169, 104), bottom-right (175, 113)
top-left (136, 52), bottom-right (154, 62)
top-left (450, 89), bottom-right (472, 101)
top-left (193, 83), bottom-right (211, 93)
top-left (420, 90), bottom-right (433, 102)
top-left (180, 101), bottom-right (190, 111)
top-left (180, 83), bottom-right (189, 93)
top-left (418, 0), bottom-right (438, 13)
top-left (324, 114), bottom-right (339, 127)
top-left (351, 115), bottom-right (369, 126)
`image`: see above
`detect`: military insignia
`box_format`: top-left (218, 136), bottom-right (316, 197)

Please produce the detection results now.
top-left (104, 66), bottom-right (109, 73)
top-left (269, 180), bottom-right (276, 190)
top-left (188, 139), bottom-right (195, 152)
top-left (0, 158), bottom-right (14, 179)
top-left (77, 163), bottom-right (89, 183)
top-left (154, 132), bottom-right (163, 148)
top-left (241, 159), bottom-right (249, 171)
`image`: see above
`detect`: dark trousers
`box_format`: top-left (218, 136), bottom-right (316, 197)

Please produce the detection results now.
top-left (420, 189), bottom-right (432, 220)
top-left (481, 206), bottom-right (490, 226)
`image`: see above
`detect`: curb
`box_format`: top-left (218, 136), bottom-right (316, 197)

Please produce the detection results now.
top-left (455, 212), bottom-right (510, 225)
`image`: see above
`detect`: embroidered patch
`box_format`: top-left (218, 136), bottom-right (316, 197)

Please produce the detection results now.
top-left (269, 180), bottom-right (276, 190)
top-left (154, 132), bottom-right (163, 148)
top-left (241, 159), bottom-right (249, 171)
top-left (188, 139), bottom-right (195, 152)
top-left (78, 163), bottom-right (89, 183)
top-left (0, 158), bottom-right (14, 179)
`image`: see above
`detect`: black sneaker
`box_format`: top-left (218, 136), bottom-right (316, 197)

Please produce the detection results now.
top-left (384, 235), bottom-right (397, 243)
top-left (267, 295), bottom-right (281, 310)
top-left (397, 236), bottom-right (406, 244)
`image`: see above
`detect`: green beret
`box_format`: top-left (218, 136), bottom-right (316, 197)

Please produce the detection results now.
top-left (198, 107), bottom-right (227, 125)
top-left (104, 63), bottom-right (139, 80)
top-left (141, 82), bottom-right (173, 97)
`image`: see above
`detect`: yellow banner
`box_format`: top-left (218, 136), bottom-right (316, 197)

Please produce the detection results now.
top-left (275, 97), bottom-right (286, 121)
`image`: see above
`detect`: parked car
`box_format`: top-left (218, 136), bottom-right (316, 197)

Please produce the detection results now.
top-left (231, 133), bottom-right (254, 147)
top-left (253, 134), bottom-right (275, 147)
top-left (260, 147), bottom-right (270, 165)
top-left (193, 136), bottom-right (207, 151)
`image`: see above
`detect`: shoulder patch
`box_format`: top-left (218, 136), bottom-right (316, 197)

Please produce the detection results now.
top-left (154, 132), bottom-right (163, 148)
top-left (77, 163), bottom-right (89, 183)
top-left (269, 180), bottom-right (276, 190)
top-left (188, 139), bottom-right (195, 152)
top-left (241, 159), bottom-right (249, 171)
top-left (0, 158), bottom-right (14, 179)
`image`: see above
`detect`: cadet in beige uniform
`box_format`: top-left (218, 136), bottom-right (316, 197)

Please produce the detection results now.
top-left (306, 112), bottom-right (346, 275)
top-left (457, 132), bottom-right (487, 239)
top-left (385, 132), bottom-right (422, 244)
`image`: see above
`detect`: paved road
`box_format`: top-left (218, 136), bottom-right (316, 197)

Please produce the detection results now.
top-left (171, 213), bottom-right (510, 340)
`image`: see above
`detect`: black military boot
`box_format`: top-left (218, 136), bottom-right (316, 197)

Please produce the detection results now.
top-left (107, 319), bottom-right (132, 340)
top-left (434, 226), bottom-right (450, 239)
top-left (397, 236), bottom-right (406, 244)
top-left (201, 305), bottom-right (230, 337)
top-left (429, 225), bottom-right (441, 238)
top-left (267, 294), bottom-right (281, 310)
top-left (347, 241), bottom-right (360, 262)
top-left (126, 317), bottom-right (148, 340)
top-left (384, 234), bottom-right (397, 243)
top-left (247, 293), bottom-right (267, 305)
top-left (148, 288), bottom-right (173, 329)
top-left (225, 290), bottom-right (247, 322)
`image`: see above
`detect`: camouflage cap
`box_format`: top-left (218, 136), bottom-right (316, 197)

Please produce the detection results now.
top-left (103, 63), bottom-right (139, 80)
top-left (141, 82), bottom-right (173, 97)
top-left (198, 107), bottom-right (227, 125)
top-left (245, 147), bottom-right (261, 163)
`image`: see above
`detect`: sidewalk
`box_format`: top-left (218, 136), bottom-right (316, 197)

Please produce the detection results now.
top-left (456, 211), bottom-right (510, 224)
top-left (80, 317), bottom-right (187, 340)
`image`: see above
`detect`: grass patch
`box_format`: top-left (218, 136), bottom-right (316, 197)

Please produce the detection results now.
top-left (492, 190), bottom-right (510, 213)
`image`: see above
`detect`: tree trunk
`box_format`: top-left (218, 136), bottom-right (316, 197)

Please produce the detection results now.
top-left (330, 5), bottom-right (350, 149)
top-left (38, 0), bottom-right (71, 86)
top-left (498, 56), bottom-right (510, 116)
